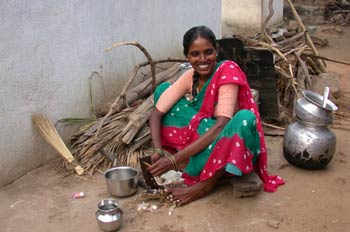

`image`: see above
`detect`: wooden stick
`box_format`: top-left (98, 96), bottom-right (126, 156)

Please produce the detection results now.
top-left (129, 133), bottom-right (151, 151)
top-left (239, 33), bottom-right (280, 51)
top-left (121, 95), bottom-right (154, 144)
top-left (99, 63), bottom-right (181, 116)
top-left (262, 121), bottom-right (285, 130)
top-left (279, 40), bottom-right (305, 53)
top-left (96, 65), bottom-right (140, 135)
top-left (305, 57), bottom-right (322, 75)
top-left (261, 0), bottom-right (274, 43)
top-left (296, 64), bottom-right (306, 91)
top-left (256, 40), bottom-right (290, 63)
top-left (276, 31), bottom-right (305, 46)
top-left (295, 51), bottom-right (313, 90)
top-left (288, 64), bottom-right (299, 96)
top-left (301, 53), bottom-right (350, 65)
top-left (275, 66), bottom-right (299, 96)
top-left (139, 58), bottom-right (186, 66)
top-left (97, 41), bottom-right (155, 137)
top-left (333, 10), bottom-right (350, 14)
top-left (275, 66), bottom-right (293, 79)
top-left (285, 0), bottom-right (327, 72)
top-left (282, 44), bottom-right (307, 57)
top-left (105, 41), bottom-right (156, 92)
top-left (329, 126), bottom-right (350, 131)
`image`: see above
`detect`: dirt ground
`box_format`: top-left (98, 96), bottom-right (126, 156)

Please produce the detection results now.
top-left (1, 25), bottom-right (349, 232)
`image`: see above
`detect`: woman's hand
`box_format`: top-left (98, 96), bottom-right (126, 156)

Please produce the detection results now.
top-left (147, 156), bottom-right (173, 177)
top-left (151, 152), bottom-right (161, 163)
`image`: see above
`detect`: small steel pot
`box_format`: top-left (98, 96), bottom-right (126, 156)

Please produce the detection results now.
top-left (295, 90), bottom-right (338, 125)
top-left (105, 167), bottom-right (139, 197)
top-left (95, 198), bottom-right (123, 231)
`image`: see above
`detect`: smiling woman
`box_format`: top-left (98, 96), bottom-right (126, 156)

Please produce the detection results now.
top-left (147, 25), bottom-right (285, 206)
top-left (187, 37), bottom-right (217, 77)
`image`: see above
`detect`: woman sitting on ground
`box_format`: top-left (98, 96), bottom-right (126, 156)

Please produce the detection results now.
top-left (148, 25), bottom-right (284, 206)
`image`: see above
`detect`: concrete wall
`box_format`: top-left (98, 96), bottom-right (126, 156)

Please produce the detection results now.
top-left (0, 0), bottom-right (221, 187)
top-left (222, 0), bottom-right (284, 34)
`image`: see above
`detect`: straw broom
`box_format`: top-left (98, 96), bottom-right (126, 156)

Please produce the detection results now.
top-left (32, 113), bottom-right (84, 175)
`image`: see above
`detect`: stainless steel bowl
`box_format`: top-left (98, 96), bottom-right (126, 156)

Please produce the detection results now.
top-left (105, 167), bottom-right (139, 197)
top-left (295, 90), bottom-right (338, 125)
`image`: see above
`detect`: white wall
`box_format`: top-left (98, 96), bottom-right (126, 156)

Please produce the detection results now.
top-left (0, 0), bottom-right (221, 187)
top-left (222, 0), bottom-right (283, 34)
top-left (262, 0), bottom-right (284, 27)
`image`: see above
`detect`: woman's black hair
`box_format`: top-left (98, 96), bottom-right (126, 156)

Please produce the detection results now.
top-left (182, 26), bottom-right (217, 98)
top-left (183, 25), bottom-right (217, 56)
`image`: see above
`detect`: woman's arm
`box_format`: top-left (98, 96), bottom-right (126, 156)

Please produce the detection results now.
top-left (175, 115), bottom-right (230, 161)
top-left (148, 116), bottom-right (230, 176)
top-left (148, 84), bottom-right (239, 176)
top-left (149, 107), bottom-right (164, 162)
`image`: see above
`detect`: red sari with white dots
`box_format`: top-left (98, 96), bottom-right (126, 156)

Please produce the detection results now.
top-left (156, 61), bottom-right (285, 192)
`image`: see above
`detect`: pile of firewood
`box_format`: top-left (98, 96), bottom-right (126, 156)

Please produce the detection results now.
top-left (234, 0), bottom-right (328, 123)
top-left (63, 0), bottom-right (338, 175)
top-left (325, 0), bottom-right (350, 26)
top-left (68, 58), bottom-right (186, 175)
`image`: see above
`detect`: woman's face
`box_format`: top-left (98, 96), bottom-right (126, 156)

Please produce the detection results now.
top-left (186, 37), bottom-right (217, 79)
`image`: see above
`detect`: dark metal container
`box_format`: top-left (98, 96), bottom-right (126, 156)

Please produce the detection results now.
top-left (283, 120), bottom-right (336, 169)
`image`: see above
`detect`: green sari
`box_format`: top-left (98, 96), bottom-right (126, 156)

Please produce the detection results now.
top-left (154, 61), bottom-right (284, 191)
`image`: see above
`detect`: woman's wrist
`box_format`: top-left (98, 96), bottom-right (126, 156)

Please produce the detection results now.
top-left (152, 148), bottom-right (165, 155)
top-left (152, 148), bottom-right (178, 171)
top-left (165, 153), bottom-right (178, 171)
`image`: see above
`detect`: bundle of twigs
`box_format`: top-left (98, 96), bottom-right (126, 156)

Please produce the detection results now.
top-left (70, 106), bottom-right (149, 175)
top-left (64, 41), bottom-right (186, 175)
top-left (69, 68), bottom-right (183, 175)
top-left (325, 0), bottom-right (350, 26)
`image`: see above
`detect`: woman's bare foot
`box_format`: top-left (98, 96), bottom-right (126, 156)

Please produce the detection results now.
top-left (166, 169), bottom-right (225, 206)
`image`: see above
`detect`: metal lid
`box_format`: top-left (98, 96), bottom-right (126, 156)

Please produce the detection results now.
top-left (302, 90), bottom-right (338, 111)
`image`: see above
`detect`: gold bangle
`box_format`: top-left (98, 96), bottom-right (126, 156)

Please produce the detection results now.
top-left (152, 148), bottom-right (167, 156)
top-left (164, 153), bottom-right (178, 171)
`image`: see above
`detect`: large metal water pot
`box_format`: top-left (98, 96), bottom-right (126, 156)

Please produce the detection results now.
top-left (283, 88), bottom-right (338, 169)
top-left (283, 120), bottom-right (336, 169)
